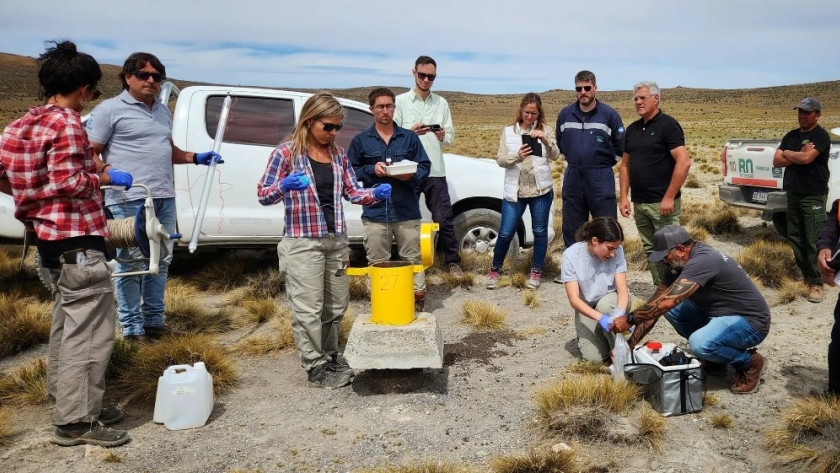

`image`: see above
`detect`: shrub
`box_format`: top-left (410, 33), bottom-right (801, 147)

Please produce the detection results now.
top-left (460, 300), bottom-right (506, 331)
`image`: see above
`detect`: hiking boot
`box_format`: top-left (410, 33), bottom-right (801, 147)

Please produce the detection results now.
top-left (98, 406), bottom-right (125, 426)
top-left (52, 422), bottom-right (131, 447)
top-left (701, 360), bottom-right (728, 377)
top-left (807, 284), bottom-right (824, 303)
top-left (526, 270), bottom-right (542, 290)
top-left (448, 263), bottom-right (464, 278)
top-left (307, 363), bottom-right (352, 389)
top-left (486, 270), bottom-right (500, 290)
top-left (553, 274), bottom-right (564, 284)
top-left (332, 354), bottom-right (354, 376)
top-left (414, 291), bottom-right (426, 312)
top-left (731, 352), bottom-right (767, 394)
top-left (144, 325), bottom-right (183, 340)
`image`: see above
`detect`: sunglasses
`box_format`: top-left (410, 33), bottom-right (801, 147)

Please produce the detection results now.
top-left (417, 72), bottom-right (436, 82)
top-left (132, 71), bottom-right (164, 82)
top-left (91, 87), bottom-right (102, 101)
top-left (317, 119), bottom-right (344, 132)
top-left (575, 85), bottom-right (593, 92)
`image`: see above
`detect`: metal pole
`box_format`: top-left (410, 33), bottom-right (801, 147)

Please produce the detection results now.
top-left (189, 93), bottom-right (232, 253)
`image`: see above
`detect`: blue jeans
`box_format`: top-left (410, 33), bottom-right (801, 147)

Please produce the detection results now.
top-left (491, 190), bottom-right (553, 271)
top-left (107, 197), bottom-right (177, 336)
top-left (664, 299), bottom-right (765, 371)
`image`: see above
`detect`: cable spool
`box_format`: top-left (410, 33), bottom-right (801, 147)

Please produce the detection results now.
top-left (104, 203), bottom-right (152, 257)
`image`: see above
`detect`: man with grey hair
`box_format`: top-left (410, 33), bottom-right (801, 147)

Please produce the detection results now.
top-left (774, 97), bottom-right (831, 303)
top-left (618, 81), bottom-right (691, 285)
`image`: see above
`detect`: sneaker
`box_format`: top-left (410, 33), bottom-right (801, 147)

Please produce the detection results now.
top-left (52, 422), bottom-right (131, 447)
top-left (526, 270), bottom-right (541, 290)
top-left (448, 263), bottom-right (464, 278)
top-left (307, 363), bottom-right (352, 389)
top-left (486, 270), bottom-right (500, 290)
top-left (807, 284), bottom-right (824, 303)
top-left (332, 354), bottom-right (354, 376)
top-left (553, 274), bottom-right (564, 284)
top-left (731, 352), bottom-right (767, 394)
top-left (414, 291), bottom-right (426, 312)
top-left (98, 406), bottom-right (125, 426)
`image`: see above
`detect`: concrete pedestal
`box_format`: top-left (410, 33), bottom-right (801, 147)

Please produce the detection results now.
top-left (343, 312), bottom-right (443, 370)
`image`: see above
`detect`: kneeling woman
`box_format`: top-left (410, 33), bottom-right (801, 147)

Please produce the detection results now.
top-left (559, 217), bottom-right (631, 363)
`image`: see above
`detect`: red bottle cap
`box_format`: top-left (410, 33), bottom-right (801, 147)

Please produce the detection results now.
top-left (647, 341), bottom-right (662, 350)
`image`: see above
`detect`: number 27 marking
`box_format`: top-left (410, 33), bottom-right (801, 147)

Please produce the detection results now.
top-left (379, 275), bottom-right (399, 291)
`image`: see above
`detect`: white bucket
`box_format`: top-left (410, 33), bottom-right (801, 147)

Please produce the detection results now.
top-left (153, 362), bottom-right (214, 430)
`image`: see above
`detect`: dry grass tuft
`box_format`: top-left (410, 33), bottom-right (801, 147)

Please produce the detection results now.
top-left (234, 314), bottom-right (295, 355)
top-left (356, 461), bottom-right (476, 473)
top-left (339, 307), bottom-right (357, 347)
top-left (240, 297), bottom-right (282, 324)
top-left (737, 239), bottom-right (797, 289)
top-left (685, 225), bottom-right (710, 243)
top-left (497, 273), bottom-right (527, 289)
top-left (776, 279), bottom-right (808, 305)
top-left (566, 361), bottom-right (605, 375)
top-left (107, 338), bottom-right (140, 380)
top-left (682, 201), bottom-right (744, 235)
top-left (684, 173), bottom-right (702, 188)
top-left (113, 335), bottom-right (237, 404)
top-left (710, 413), bottom-right (733, 429)
top-left (185, 253), bottom-right (257, 292)
top-left (245, 268), bottom-right (285, 299)
top-left (765, 395), bottom-right (840, 473)
top-left (490, 448), bottom-right (582, 473)
top-left (460, 300), bottom-right (506, 331)
top-left (638, 403), bottom-right (667, 452)
top-left (535, 374), bottom-right (640, 419)
top-left (164, 279), bottom-right (233, 333)
top-left (349, 276), bottom-right (369, 301)
top-left (0, 292), bottom-right (51, 357)
top-left (0, 358), bottom-right (48, 407)
top-left (622, 237), bottom-right (649, 272)
top-left (704, 392), bottom-right (720, 407)
top-left (102, 451), bottom-right (123, 463)
top-left (458, 251), bottom-right (493, 273)
top-left (0, 247), bottom-right (51, 301)
top-left (0, 408), bottom-right (11, 445)
top-left (438, 271), bottom-right (476, 290)
top-left (523, 291), bottom-right (539, 309)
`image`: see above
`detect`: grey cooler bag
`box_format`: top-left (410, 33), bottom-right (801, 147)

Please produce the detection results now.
top-left (623, 348), bottom-right (706, 416)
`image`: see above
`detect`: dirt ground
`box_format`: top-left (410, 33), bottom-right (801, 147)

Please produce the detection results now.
top-left (0, 185), bottom-right (835, 473)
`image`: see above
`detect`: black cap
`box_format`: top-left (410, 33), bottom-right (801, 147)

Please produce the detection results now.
top-left (648, 225), bottom-right (691, 262)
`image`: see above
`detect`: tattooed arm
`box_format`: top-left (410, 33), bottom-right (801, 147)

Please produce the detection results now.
top-left (612, 278), bottom-right (701, 347)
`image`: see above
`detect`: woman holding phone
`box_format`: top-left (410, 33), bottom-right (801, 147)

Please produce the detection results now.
top-left (486, 92), bottom-right (560, 290)
top-left (257, 92), bottom-right (390, 390)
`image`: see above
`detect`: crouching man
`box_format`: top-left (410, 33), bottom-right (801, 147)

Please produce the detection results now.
top-left (611, 225), bottom-right (771, 394)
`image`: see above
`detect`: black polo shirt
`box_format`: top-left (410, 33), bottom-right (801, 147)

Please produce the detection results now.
top-left (778, 125), bottom-right (831, 195)
top-left (625, 110), bottom-right (686, 203)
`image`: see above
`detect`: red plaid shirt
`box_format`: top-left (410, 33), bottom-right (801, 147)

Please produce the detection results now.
top-left (0, 105), bottom-right (109, 241)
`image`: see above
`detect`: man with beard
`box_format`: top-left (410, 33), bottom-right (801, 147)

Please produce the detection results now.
top-left (610, 225), bottom-right (771, 394)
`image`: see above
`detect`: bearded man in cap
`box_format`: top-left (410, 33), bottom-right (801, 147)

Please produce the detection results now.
top-left (611, 225), bottom-right (771, 394)
top-left (773, 97), bottom-right (832, 303)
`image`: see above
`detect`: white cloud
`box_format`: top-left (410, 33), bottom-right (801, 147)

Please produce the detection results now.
top-left (1, 0), bottom-right (837, 93)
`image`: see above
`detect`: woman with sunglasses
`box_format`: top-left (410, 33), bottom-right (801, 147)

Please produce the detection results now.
top-left (486, 92), bottom-right (560, 290)
top-left (559, 217), bottom-right (631, 364)
top-left (258, 92), bottom-right (391, 389)
top-left (0, 41), bottom-right (133, 447)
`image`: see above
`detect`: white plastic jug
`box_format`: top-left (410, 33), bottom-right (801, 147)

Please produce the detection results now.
top-left (153, 362), bottom-right (214, 430)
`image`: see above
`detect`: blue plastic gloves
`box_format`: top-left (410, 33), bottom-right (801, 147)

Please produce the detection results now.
top-left (598, 314), bottom-right (612, 332)
top-left (373, 184), bottom-right (392, 200)
top-left (281, 172), bottom-right (310, 192)
top-left (195, 151), bottom-right (224, 166)
top-left (106, 168), bottom-right (133, 189)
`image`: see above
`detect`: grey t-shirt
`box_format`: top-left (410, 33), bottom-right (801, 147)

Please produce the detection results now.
top-left (561, 241), bottom-right (628, 304)
top-left (86, 90), bottom-right (174, 205)
top-left (663, 243), bottom-right (771, 336)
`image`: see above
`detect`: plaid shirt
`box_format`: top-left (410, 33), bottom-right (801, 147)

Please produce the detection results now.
top-left (0, 105), bottom-right (109, 241)
top-left (257, 142), bottom-right (378, 237)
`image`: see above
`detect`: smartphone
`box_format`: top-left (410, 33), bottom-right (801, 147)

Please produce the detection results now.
top-left (521, 134), bottom-right (543, 157)
top-left (426, 124), bottom-right (442, 132)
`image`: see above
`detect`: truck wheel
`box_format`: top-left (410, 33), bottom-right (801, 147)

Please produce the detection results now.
top-left (772, 212), bottom-right (787, 237)
top-left (34, 252), bottom-right (54, 294)
top-left (453, 208), bottom-right (519, 260)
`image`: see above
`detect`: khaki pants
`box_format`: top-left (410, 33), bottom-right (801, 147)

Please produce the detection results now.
top-left (46, 249), bottom-right (116, 425)
top-left (574, 292), bottom-right (630, 363)
top-left (633, 199), bottom-right (681, 285)
top-left (362, 219), bottom-right (425, 292)
top-left (278, 234), bottom-right (349, 371)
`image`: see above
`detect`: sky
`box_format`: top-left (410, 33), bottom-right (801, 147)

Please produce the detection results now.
top-left (1, 0), bottom-right (838, 95)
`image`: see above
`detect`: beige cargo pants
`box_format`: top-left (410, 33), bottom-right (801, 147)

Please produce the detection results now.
top-left (574, 291), bottom-right (631, 363)
top-left (278, 234), bottom-right (349, 371)
top-left (46, 249), bottom-right (116, 425)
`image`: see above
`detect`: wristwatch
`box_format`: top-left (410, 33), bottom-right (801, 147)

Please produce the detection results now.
top-left (626, 312), bottom-right (635, 324)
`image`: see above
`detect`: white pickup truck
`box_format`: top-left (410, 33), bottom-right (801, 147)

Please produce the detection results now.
top-left (717, 134), bottom-right (840, 234)
top-left (0, 83), bottom-right (550, 257)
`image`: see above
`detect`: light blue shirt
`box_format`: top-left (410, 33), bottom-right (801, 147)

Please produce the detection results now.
top-left (561, 241), bottom-right (627, 304)
top-left (393, 89), bottom-right (454, 178)
top-left (86, 90), bottom-right (174, 205)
